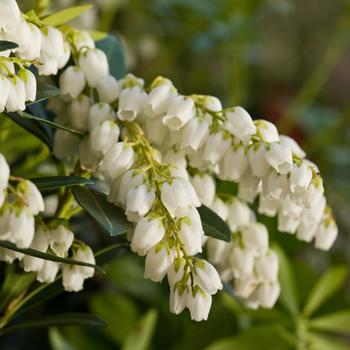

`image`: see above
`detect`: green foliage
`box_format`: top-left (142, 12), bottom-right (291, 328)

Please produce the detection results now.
top-left (41, 5), bottom-right (93, 26)
top-left (0, 40), bottom-right (18, 51)
top-left (31, 176), bottom-right (94, 191)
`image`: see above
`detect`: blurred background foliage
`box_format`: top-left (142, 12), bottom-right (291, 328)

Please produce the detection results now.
top-left (1, 0), bottom-right (350, 348)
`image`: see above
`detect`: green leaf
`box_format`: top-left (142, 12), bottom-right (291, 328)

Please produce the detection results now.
top-left (41, 4), bottom-right (93, 26)
top-left (0, 40), bottom-right (18, 52)
top-left (309, 309), bottom-right (350, 334)
top-left (273, 244), bottom-right (299, 316)
top-left (89, 30), bottom-right (108, 41)
top-left (4, 112), bottom-right (53, 148)
top-left (96, 35), bottom-right (126, 79)
top-left (198, 205), bottom-right (231, 242)
top-left (27, 83), bottom-right (61, 106)
top-left (49, 328), bottom-right (76, 350)
top-left (0, 313), bottom-right (107, 335)
top-left (30, 176), bottom-right (94, 191)
top-left (122, 309), bottom-right (158, 350)
top-left (72, 186), bottom-right (133, 236)
top-left (303, 266), bottom-right (347, 318)
top-left (17, 111), bottom-right (86, 136)
top-left (0, 240), bottom-right (103, 272)
top-left (306, 332), bottom-right (350, 350)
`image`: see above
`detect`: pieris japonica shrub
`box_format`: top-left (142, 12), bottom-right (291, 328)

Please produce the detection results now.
top-left (0, 0), bottom-right (339, 333)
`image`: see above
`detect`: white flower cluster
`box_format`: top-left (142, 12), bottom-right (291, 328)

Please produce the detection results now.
top-left (0, 0), bottom-right (72, 112)
top-left (0, 152), bottom-right (95, 292)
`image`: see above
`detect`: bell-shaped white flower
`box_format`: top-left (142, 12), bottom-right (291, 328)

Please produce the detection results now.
top-left (281, 195), bottom-right (303, 217)
top-left (277, 210), bottom-right (300, 234)
top-left (279, 135), bottom-right (305, 158)
top-left (0, 207), bottom-right (11, 240)
top-left (0, 153), bottom-right (10, 190)
top-left (69, 94), bottom-right (90, 131)
top-left (186, 290), bottom-right (212, 321)
top-left (227, 198), bottom-right (251, 231)
top-left (296, 216), bottom-right (319, 242)
top-left (79, 48), bottom-right (109, 87)
top-left (229, 245), bottom-right (255, 278)
top-left (161, 178), bottom-right (200, 217)
top-left (96, 75), bottom-right (120, 103)
top-left (191, 174), bottom-right (216, 207)
top-left (265, 142), bottom-right (293, 174)
top-left (303, 176), bottom-right (324, 208)
top-left (167, 258), bottom-right (186, 288)
top-left (247, 143), bottom-right (270, 177)
top-left (0, 0), bottom-right (21, 32)
top-left (257, 282), bottom-right (281, 308)
top-left (19, 180), bottom-right (45, 215)
top-left (170, 287), bottom-right (187, 315)
top-left (255, 120), bottom-right (279, 143)
top-left (59, 66), bottom-right (86, 98)
top-left (75, 30), bottom-right (95, 51)
top-left (53, 130), bottom-right (80, 160)
top-left (315, 218), bottom-right (338, 250)
top-left (163, 95), bottom-right (195, 131)
top-left (255, 250), bottom-right (279, 282)
top-left (126, 184), bottom-right (156, 218)
top-left (143, 82), bottom-right (175, 117)
top-left (241, 222), bottom-right (269, 255)
top-left (144, 244), bottom-right (174, 282)
top-left (99, 142), bottom-right (135, 182)
top-left (88, 102), bottom-right (115, 130)
top-left (19, 23), bottom-right (42, 60)
top-left (225, 107), bottom-right (256, 144)
top-left (234, 277), bottom-right (258, 298)
top-left (219, 145), bottom-right (248, 182)
top-left (22, 226), bottom-right (50, 272)
top-left (194, 260), bottom-right (222, 294)
top-left (6, 76), bottom-right (26, 112)
top-left (37, 260), bottom-right (60, 283)
top-left (203, 131), bottom-right (231, 165)
top-left (131, 217), bottom-right (165, 256)
top-left (162, 148), bottom-right (187, 169)
top-left (17, 68), bottom-right (37, 102)
top-left (238, 168), bottom-right (262, 203)
top-left (49, 224), bottom-right (74, 257)
top-left (290, 161), bottom-right (312, 194)
top-left (9, 208), bottom-right (35, 248)
top-left (181, 116), bottom-right (211, 151)
top-left (144, 115), bottom-right (168, 146)
top-left (78, 136), bottom-right (101, 172)
top-left (258, 196), bottom-right (280, 216)
top-left (207, 238), bottom-right (230, 265)
top-left (0, 247), bottom-right (24, 263)
top-left (262, 171), bottom-right (289, 201)
top-left (90, 120), bottom-right (120, 153)
top-left (117, 86), bottom-right (147, 121)
top-left (0, 75), bottom-right (10, 112)
top-left (209, 197), bottom-right (229, 221)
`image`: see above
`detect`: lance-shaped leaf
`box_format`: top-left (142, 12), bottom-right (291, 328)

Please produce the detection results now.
top-left (31, 176), bottom-right (94, 191)
top-left (197, 205), bottom-right (231, 242)
top-left (309, 309), bottom-right (350, 334)
top-left (0, 241), bottom-right (103, 272)
top-left (26, 83), bottom-right (61, 106)
top-left (306, 332), bottom-right (350, 350)
top-left (0, 40), bottom-right (18, 52)
top-left (303, 266), bottom-right (347, 318)
top-left (0, 313), bottom-right (107, 335)
top-left (72, 186), bottom-right (133, 236)
top-left (41, 4), bottom-right (93, 26)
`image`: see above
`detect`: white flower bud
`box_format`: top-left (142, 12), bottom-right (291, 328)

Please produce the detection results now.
top-left (37, 260), bottom-right (60, 283)
top-left (0, 247), bottom-right (23, 263)
top-left (144, 115), bottom-right (168, 145)
top-left (88, 102), bottom-right (115, 130)
top-left (6, 76), bottom-right (26, 112)
top-left (19, 23), bottom-right (42, 60)
top-left (68, 94), bottom-right (90, 131)
top-left (315, 218), bottom-right (338, 250)
top-left (170, 288), bottom-right (187, 315)
top-left (0, 76), bottom-right (10, 112)
top-left (203, 131), bottom-right (231, 165)
top-left (75, 31), bottom-right (95, 51)
top-left (167, 259), bottom-right (185, 288)
top-left (0, 153), bottom-right (10, 190)
top-left (53, 130), bottom-right (80, 160)
top-left (207, 238), bottom-right (230, 265)
top-left (19, 180), bottom-right (45, 215)
top-left (181, 117), bottom-right (210, 151)
top-left (247, 143), bottom-right (270, 177)
top-left (79, 48), bottom-right (109, 87)
top-left (225, 107), bottom-right (256, 143)
top-left (281, 195), bottom-right (303, 217)
top-left (90, 120), bottom-right (120, 153)
top-left (229, 245), bottom-right (255, 278)
top-left (277, 211), bottom-right (300, 234)
top-left (163, 95), bottom-right (195, 131)
top-left (162, 149), bottom-right (187, 169)
top-left (209, 197), bottom-right (228, 221)
top-left (265, 142), bottom-right (293, 174)
top-left (255, 120), bottom-right (279, 143)
top-left (59, 66), bottom-right (86, 98)
top-left (257, 282), bottom-right (280, 308)
top-left (290, 161), bottom-right (312, 194)
top-left (296, 216), bottom-right (319, 242)
top-left (79, 136), bottom-right (101, 172)
top-left (194, 260), bottom-right (222, 294)
top-left (227, 198), bottom-right (251, 231)
top-left (219, 145), bottom-right (248, 182)
top-left (191, 174), bottom-right (216, 207)
top-left (241, 223), bottom-right (269, 255)
top-left (0, 0), bottom-right (20, 32)
top-left (9, 208), bottom-right (35, 248)
top-left (131, 217), bottom-right (165, 256)
top-left (143, 82), bottom-right (175, 117)
top-left (186, 290), bottom-right (212, 321)
top-left (144, 245), bottom-right (174, 282)
top-left (279, 135), bottom-right (305, 158)
top-left (238, 168), bottom-right (261, 203)
top-left (117, 86), bottom-right (147, 121)
top-left (255, 250), bottom-right (279, 282)
top-left (99, 142), bottom-right (135, 182)
top-left (258, 196), bottom-right (280, 216)
top-left (126, 184), bottom-right (156, 218)
top-left (234, 277), bottom-right (258, 298)
top-left (0, 207), bottom-right (11, 240)
top-left (96, 75), bottom-right (120, 103)
top-left (262, 171), bottom-right (289, 201)
top-left (17, 69), bottom-right (37, 102)
top-left (49, 224), bottom-right (74, 257)
top-left (303, 177), bottom-right (324, 208)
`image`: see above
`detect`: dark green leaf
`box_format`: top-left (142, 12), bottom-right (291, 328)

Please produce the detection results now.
top-left (96, 35), bottom-right (126, 79)
top-left (27, 83), bottom-right (61, 106)
top-left (72, 186), bottom-right (133, 236)
top-left (306, 332), bottom-right (350, 350)
top-left (0, 241), bottom-right (103, 272)
top-left (273, 244), bottom-right (299, 316)
top-left (41, 5), bottom-right (93, 26)
top-left (0, 40), bottom-right (18, 52)
top-left (303, 266), bottom-right (347, 318)
top-left (0, 313), bottom-right (107, 335)
top-left (17, 111), bottom-right (86, 136)
top-left (49, 328), bottom-right (76, 350)
top-left (3, 112), bottom-right (53, 148)
top-left (31, 176), bottom-right (94, 191)
top-left (309, 309), bottom-right (350, 334)
top-left (198, 205), bottom-right (231, 242)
